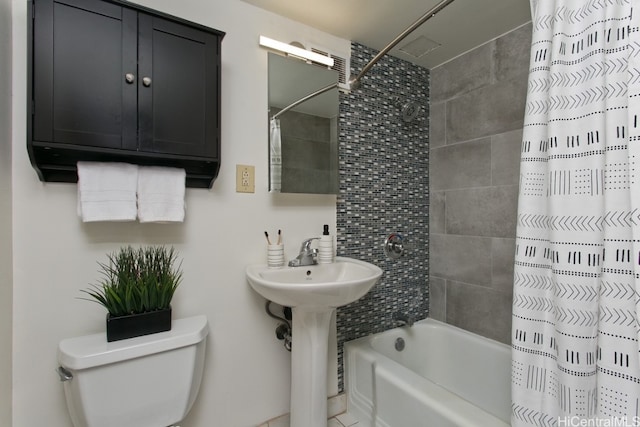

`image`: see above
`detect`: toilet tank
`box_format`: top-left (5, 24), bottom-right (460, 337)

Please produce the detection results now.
top-left (58, 315), bottom-right (208, 427)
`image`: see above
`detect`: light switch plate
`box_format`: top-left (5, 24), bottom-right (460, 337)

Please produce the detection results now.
top-left (236, 164), bottom-right (255, 193)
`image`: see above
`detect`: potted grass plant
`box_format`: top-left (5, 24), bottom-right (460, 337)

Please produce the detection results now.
top-left (81, 245), bottom-right (182, 342)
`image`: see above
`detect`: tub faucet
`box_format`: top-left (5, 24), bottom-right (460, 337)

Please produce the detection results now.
top-left (288, 238), bottom-right (319, 267)
top-left (393, 312), bottom-right (415, 327)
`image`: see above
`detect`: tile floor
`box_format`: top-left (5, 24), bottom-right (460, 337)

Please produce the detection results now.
top-left (332, 412), bottom-right (360, 426)
top-left (259, 412), bottom-right (359, 427)
top-left (257, 393), bottom-right (360, 427)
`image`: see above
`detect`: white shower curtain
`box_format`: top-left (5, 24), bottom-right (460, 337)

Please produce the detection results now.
top-left (269, 118), bottom-right (282, 192)
top-left (512, 0), bottom-right (640, 425)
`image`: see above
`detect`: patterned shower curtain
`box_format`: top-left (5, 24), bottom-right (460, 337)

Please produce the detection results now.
top-left (512, 1), bottom-right (640, 426)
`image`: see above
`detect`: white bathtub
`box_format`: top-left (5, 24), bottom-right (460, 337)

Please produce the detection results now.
top-left (344, 318), bottom-right (511, 427)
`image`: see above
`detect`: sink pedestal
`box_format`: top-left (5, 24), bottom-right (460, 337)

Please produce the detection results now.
top-left (290, 307), bottom-right (333, 427)
top-left (245, 257), bottom-right (383, 427)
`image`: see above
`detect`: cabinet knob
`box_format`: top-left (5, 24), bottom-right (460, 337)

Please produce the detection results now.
top-left (142, 77), bottom-right (152, 87)
top-left (125, 73), bottom-right (135, 84)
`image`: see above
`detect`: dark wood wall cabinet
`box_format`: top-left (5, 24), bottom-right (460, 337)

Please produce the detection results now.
top-left (28, 0), bottom-right (225, 188)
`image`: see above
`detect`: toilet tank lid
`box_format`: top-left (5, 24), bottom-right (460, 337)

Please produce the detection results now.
top-left (58, 315), bottom-right (208, 370)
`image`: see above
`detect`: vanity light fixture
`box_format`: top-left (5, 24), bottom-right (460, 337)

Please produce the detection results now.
top-left (259, 35), bottom-right (334, 67)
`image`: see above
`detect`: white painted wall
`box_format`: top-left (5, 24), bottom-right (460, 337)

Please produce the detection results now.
top-left (0, 0), bottom-right (12, 424)
top-left (10, 0), bottom-right (349, 425)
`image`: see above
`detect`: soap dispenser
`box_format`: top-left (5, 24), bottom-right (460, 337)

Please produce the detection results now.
top-left (318, 224), bottom-right (334, 264)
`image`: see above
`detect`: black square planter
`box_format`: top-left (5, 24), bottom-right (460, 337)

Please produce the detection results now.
top-left (106, 307), bottom-right (172, 342)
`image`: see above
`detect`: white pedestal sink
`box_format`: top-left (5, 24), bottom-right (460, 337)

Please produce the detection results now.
top-left (246, 257), bottom-right (382, 427)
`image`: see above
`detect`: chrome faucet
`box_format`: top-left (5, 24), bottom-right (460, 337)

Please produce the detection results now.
top-left (288, 238), bottom-right (319, 267)
top-left (393, 312), bottom-right (415, 327)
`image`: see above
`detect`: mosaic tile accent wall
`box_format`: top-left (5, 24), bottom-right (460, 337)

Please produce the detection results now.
top-left (336, 42), bottom-right (430, 391)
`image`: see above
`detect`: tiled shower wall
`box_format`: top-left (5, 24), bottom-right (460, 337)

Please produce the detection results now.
top-left (276, 108), bottom-right (338, 194)
top-left (428, 23), bottom-right (532, 344)
top-left (336, 42), bottom-right (430, 390)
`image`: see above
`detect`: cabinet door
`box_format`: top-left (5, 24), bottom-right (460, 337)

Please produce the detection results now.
top-left (138, 14), bottom-right (220, 158)
top-left (32, 0), bottom-right (138, 150)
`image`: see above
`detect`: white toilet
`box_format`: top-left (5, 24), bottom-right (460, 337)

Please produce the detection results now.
top-left (57, 315), bottom-right (208, 427)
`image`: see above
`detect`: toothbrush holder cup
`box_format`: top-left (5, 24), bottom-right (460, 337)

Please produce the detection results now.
top-left (267, 244), bottom-right (285, 268)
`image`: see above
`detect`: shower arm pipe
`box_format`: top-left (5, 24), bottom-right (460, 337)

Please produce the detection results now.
top-left (271, 82), bottom-right (338, 120)
top-left (348, 0), bottom-right (456, 89)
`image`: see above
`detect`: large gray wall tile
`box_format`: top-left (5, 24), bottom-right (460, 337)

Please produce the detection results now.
top-left (490, 185), bottom-right (519, 238)
top-left (429, 24), bottom-right (527, 345)
top-left (429, 190), bottom-right (445, 234)
top-left (446, 77), bottom-right (527, 144)
top-left (430, 233), bottom-right (492, 286)
top-left (429, 101), bottom-right (446, 148)
top-left (444, 186), bottom-right (518, 237)
top-left (282, 167), bottom-right (333, 193)
top-left (492, 129), bottom-right (522, 186)
top-left (446, 280), bottom-right (512, 344)
top-left (282, 111), bottom-right (331, 141)
top-left (430, 42), bottom-right (494, 103)
top-left (492, 237), bottom-right (516, 294)
top-left (445, 187), bottom-right (494, 236)
top-left (431, 138), bottom-right (492, 190)
top-left (494, 23), bottom-right (533, 83)
top-left (283, 137), bottom-right (330, 169)
top-left (429, 276), bottom-right (446, 321)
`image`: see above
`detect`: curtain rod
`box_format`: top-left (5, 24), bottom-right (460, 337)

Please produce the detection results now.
top-left (271, 0), bottom-right (456, 119)
top-left (271, 82), bottom-right (338, 120)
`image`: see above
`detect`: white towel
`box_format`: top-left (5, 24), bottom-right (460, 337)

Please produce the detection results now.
top-left (77, 162), bottom-right (139, 222)
top-left (137, 166), bottom-right (186, 223)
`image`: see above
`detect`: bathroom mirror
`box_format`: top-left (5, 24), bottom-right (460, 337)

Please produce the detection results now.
top-left (268, 53), bottom-right (339, 194)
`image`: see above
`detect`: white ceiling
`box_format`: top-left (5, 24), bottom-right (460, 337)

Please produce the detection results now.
top-left (240, 0), bottom-right (532, 69)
